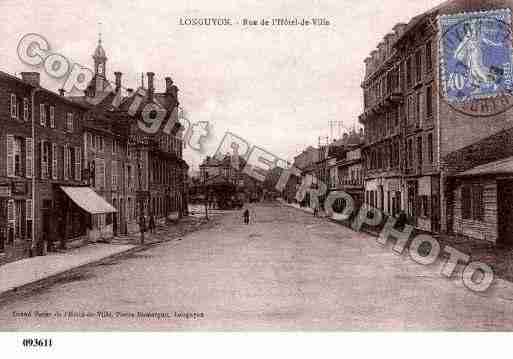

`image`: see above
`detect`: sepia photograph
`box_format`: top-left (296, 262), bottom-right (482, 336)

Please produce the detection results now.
top-left (1, 0), bottom-right (513, 356)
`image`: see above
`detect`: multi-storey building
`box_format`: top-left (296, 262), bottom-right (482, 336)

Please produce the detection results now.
top-left (1, 36), bottom-right (190, 266)
top-left (73, 38), bottom-right (189, 235)
top-left (360, 0), bottom-right (513, 244)
top-left (0, 71), bottom-right (92, 264)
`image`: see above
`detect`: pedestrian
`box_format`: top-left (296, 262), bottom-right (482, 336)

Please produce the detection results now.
top-left (149, 214), bottom-right (155, 234)
top-left (243, 208), bottom-right (250, 225)
top-left (313, 206), bottom-right (318, 217)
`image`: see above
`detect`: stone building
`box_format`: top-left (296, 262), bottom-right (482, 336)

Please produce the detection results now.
top-left (0, 70), bottom-right (94, 265)
top-left (359, 0), bottom-right (513, 244)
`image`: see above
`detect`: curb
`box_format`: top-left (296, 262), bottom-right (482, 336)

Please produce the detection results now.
top-left (0, 220), bottom-right (215, 305)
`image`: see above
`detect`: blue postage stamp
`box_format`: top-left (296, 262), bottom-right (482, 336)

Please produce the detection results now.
top-left (439, 9), bottom-right (513, 103)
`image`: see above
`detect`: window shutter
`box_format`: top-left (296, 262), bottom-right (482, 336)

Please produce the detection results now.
top-left (26, 199), bottom-right (32, 221)
top-left (112, 160), bottom-right (117, 189)
top-left (101, 159), bottom-right (106, 188)
top-left (40, 140), bottom-right (47, 179)
top-left (7, 135), bottom-right (15, 177)
top-left (95, 158), bottom-right (100, 189)
top-left (11, 94), bottom-right (17, 119)
top-left (40, 104), bottom-right (45, 126)
top-left (64, 144), bottom-right (69, 180)
top-left (50, 106), bottom-right (55, 128)
top-left (24, 98), bottom-right (29, 122)
top-left (75, 147), bottom-right (81, 181)
top-left (25, 137), bottom-right (33, 178)
top-left (52, 143), bottom-right (58, 180)
top-left (7, 199), bottom-right (14, 231)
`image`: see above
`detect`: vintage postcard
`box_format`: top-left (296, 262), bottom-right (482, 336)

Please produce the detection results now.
top-left (1, 0), bottom-right (513, 355)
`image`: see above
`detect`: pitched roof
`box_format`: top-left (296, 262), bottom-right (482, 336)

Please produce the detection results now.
top-left (455, 155), bottom-right (513, 177)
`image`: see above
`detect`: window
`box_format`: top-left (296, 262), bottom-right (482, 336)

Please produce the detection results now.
top-left (419, 195), bottom-right (430, 218)
top-left (112, 160), bottom-right (118, 189)
top-left (40, 141), bottom-right (52, 179)
top-left (407, 138), bottom-right (413, 169)
top-left (461, 185), bottom-right (472, 219)
top-left (95, 158), bottom-right (105, 189)
top-left (11, 94), bottom-right (18, 119)
top-left (472, 184), bottom-right (484, 221)
top-left (415, 49), bottom-right (422, 83)
top-left (406, 58), bottom-right (412, 88)
top-left (416, 91), bottom-right (422, 126)
top-left (428, 133), bottom-right (434, 163)
top-left (461, 184), bottom-right (484, 221)
top-left (23, 98), bottom-right (29, 122)
top-left (14, 137), bottom-right (23, 177)
top-left (40, 103), bottom-right (46, 126)
top-left (426, 85), bottom-right (433, 119)
top-left (66, 113), bottom-right (74, 132)
top-left (426, 41), bottom-right (433, 73)
top-left (50, 106), bottom-right (55, 128)
top-left (417, 136), bottom-right (423, 167)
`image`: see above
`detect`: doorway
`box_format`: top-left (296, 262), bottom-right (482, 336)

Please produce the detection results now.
top-left (498, 180), bottom-right (513, 246)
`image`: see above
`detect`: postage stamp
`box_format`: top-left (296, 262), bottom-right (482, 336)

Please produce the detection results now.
top-left (439, 9), bottom-right (513, 116)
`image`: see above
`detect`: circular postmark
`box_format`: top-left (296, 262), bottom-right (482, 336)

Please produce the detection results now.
top-left (439, 9), bottom-right (513, 117)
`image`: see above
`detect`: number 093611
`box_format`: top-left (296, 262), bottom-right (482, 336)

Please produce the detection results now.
top-left (22, 338), bottom-right (53, 348)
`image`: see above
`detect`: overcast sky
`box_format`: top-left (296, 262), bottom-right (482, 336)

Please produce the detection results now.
top-left (0, 0), bottom-right (442, 169)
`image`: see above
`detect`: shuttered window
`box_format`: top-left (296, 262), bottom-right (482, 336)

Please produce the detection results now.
top-left (52, 143), bottom-right (58, 180)
top-left (23, 98), bottom-right (29, 122)
top-left (6, 135), bottom-right (14, 177)
top-left (25, 138), bottom-right (33, 178)
top-left (26, 199), bottom-right (32, 220)
top-left (40, 103), bottom-right (46, 126)
top-left (50, 106), bottom-right (55, 128)
top-left (75, 147), bottom-right (81, 181)
top-left (64, 144), bottom-right (69, 180)
top-left (40, 140), bottom-right (48, 179)
top-left (7, 199), bottom-right (15, 231)
top-left (11, 94), bottom-right (17, 119)
top-left (112, 160), bottom-right (118, 189)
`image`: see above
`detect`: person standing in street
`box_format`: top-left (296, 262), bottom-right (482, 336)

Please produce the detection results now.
top-left (243, 208), bottom-right (250, 225)
top-left (149, 214), bottom-right (155, 234)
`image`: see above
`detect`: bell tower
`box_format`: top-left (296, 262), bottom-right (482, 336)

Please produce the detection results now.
top-left (93, 33), bottom-right (107, 77)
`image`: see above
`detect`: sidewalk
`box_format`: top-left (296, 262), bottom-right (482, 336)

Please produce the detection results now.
top-left (0, 215), bottom-right (214, 302)
top-left (278, 200), bottom-right (328, 217)
top-left (280, 199), bottom-right (513, 301)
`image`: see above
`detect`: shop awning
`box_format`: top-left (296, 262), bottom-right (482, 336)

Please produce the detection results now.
top-left (60, 186), bottom-right (117, 214)
top-left (454, 156), bottom-right (513, 177)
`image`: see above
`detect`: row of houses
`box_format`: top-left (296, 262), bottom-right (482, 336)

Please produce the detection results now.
top-left (283, 0), bottom-right (513, 247)
top-left (0, 37), bottom-right (189, 265)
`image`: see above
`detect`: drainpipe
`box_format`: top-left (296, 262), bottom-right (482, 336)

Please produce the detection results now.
top-left (30, 87), bottom-right (41, 256)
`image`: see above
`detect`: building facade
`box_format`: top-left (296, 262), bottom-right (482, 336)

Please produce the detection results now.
top-left (360, 0), bottom-right (513, 244)
top-left (0, 71), bottom-right (89, 264)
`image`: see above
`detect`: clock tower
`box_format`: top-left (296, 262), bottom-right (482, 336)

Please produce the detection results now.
top-left (86, 33), bottom-right (110, 97)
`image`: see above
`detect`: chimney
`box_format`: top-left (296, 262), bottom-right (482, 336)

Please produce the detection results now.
top-left (165, 76), bottom-right (179, 102)
top-left (165, 77), bottom-right (173, 93)
top-left (114, 71), bottom-right (122, 91)
top-left (147, 72), bottom-right (155, 101)
top-left (21, 72), bottom-right (40, 87)
top-left (58, 88), bottom-right (65, 96)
